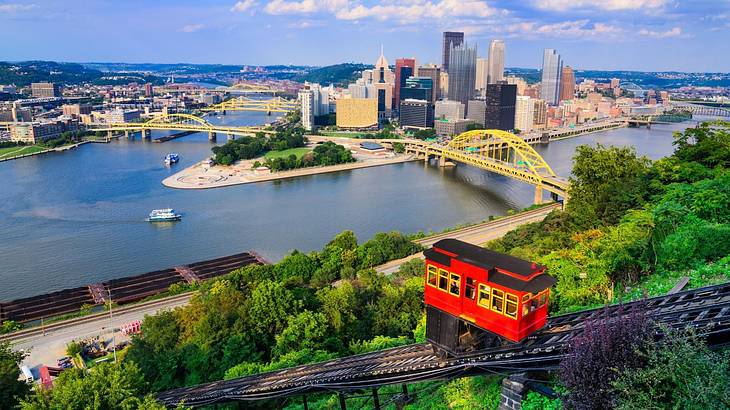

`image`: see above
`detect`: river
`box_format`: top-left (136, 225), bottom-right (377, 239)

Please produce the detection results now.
top-left (0, 114), bottom-right (695, 300)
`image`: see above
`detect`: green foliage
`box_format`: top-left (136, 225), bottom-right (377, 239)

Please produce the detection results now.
top-left (0, 341), bottom-right (30, 409)
top-left (293, 63), bottom-right (371, 86)
top-left (612, 328), bottom-right (730, 410)
top-left (404, 377), bottom-right (501, 410)
top-left (65, 341), bottom-right (82, 358)
top-left (1, 320), bottom-right (22, 334)
top-left (392, 142), bottom-right (405, 153)
top-left (211, 127), bottom-right (306, 166)
top-left (567, 144), bottom-right (651, 229)
top-left (521, 391), bottom-right (561, 410)
top-left (349, 335), bottom-right (410, 354)
top-left (19, 362), bottom-right (166, 410)
top-left (412, 128), bottom-right (437, 140)
top-left (273, 311), bottom-right (333, 358)
top-left (264, 141), bottom-right (354, 172)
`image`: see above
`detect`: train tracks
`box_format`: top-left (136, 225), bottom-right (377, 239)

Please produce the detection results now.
top-left (157, 282), bottom-right (730, 407)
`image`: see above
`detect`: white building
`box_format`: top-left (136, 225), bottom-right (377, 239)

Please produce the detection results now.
top-left (475, 58), bottom-right (488, 93)
top-left (514, 96), bottom-right (533, 133)
top-left (487, 40), bottom-right (505, 84)
top-left (298, 89), bottom-right (314, 131)
top-left (435, 100), bottom-right (465, 121)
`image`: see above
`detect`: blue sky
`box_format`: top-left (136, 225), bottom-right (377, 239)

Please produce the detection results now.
top-left (2, 0), bottom-right (729, 72)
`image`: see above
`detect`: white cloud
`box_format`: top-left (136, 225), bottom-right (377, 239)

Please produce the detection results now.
top-left (0, 3), bottom-right (37, 12)
top-left (638, 26), bottom-right (683, 38)
top-left (179, 24), bottom-right (204, 33)
top-left (262, 0), bottom-right (500, 23)
top-left (230, 0), bottom-right (257, 12)
top-left (534, 0), bottom-right (667, 11)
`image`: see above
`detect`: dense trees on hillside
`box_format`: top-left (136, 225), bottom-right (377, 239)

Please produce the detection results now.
top-left (0, 342), bottom-right (30, 410)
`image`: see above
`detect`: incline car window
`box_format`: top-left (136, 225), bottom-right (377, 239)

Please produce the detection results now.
top-left (491, 288), bottom-right (504, 313)
top-left (465, 277), bottom-right (475, 300)
top-left (505, 294), bottom-right (518, 319)
top-left (449, 273), bottom-right (460, 296)
top-left (438, 269), bottom-right (449, 291)
top-left (427, 265), bottom-right (438, 287)
top-left (478, 284), bottom-right (490, 307)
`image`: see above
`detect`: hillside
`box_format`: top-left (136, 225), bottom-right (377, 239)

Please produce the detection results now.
top-left (293, 63), bottom-right (371, 85)
top-left (0, 61), bottom-right (161, 86)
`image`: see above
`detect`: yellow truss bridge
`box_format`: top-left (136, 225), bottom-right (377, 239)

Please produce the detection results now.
top-left (398, 130), bottom-right (569, 203)
top-left (202, 97), bottom-right (299, 114)
top-left (91, 113), bottom-right (275, 141)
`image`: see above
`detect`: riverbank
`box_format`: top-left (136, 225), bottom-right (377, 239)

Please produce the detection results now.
top-left (0, 140), bottom-right (90, 162)
top-left (163, 149), bottom-right (418, 189)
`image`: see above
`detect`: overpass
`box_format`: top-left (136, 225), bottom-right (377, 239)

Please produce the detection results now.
top-left (89, 113), bottom-right (276, 141)
top-left (202, 96), bottom-right (298, 114)
top-left (393, 130), bottom-right (569, 204)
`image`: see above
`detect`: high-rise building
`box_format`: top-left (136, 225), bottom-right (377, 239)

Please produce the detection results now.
top-left (400, 77), bottom-right (433, 103)
top-left (483, 83), bottom-right (517, 130)
top-left (514, 96), bottom-right (533, 133)
top-left (487, 40), bottom-right (505, 84)
top-left (144, 83), bottom-right (154, 98)
top-left (505, 76), bottom-right (527, 96)
top-left (466, 100), bottom-right (487, 126)
top-left (559, 65), bottom-right (575, 102)
top-left (62, 104), bottom-right (92, 117)
top-left (372, 48), bottom-right (394, 116)
top-left (447, 42), bottom-right (477, 113)
top-left (336, 98), bottom-right (378, 129)
top-left (442, 31), bottom-right (464, 73)
top-left (416, 65), bottom-right (440, 103)
top-left (476, 58), bottom-right (488, 93)
top-left (610, 78), bottom-right (620, 89)
top-left (399, 99), bottom-right (433, 129)
top-left (532, 99), bottom-right (548, 126)
top-left (540, 49), bottom-right (562, 106)
top-left (435, 100), bottom-right (465, 121)
top-left (31, 82), bottom-right (60, 98)
top-left (298, 89), bottom-right (314, 131)
top-left (394, 58), bottom-right (416, 109)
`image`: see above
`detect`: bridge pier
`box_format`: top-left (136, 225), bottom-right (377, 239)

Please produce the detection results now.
top-left (124, 131), bottom-right (129, 139)
top-left (208, 132), bottom-right (217, 142)
top-left (439, 155), bottom-right (446, 167)
top-left (534, 185), bottom-right (544, 205)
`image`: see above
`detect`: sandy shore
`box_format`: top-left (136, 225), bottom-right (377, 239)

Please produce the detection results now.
top-left (162, 149), bottom-right (418, 189)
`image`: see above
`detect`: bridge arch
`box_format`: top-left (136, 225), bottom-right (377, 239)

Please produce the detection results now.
top-left (145, 113), bottom-right (214, 129)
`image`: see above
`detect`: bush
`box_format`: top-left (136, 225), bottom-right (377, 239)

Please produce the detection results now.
top-left (613, 328), bottom-right (730, 410)
top-left (559, 307), bottom-right (654, 410)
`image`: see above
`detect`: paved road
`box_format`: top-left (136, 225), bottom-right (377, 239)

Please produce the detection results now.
top-left (13, 295), bottom-right (192, 371)
top-left (376, 203), bottom-right (560, 275)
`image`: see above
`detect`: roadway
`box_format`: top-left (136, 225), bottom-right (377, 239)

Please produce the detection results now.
top-left (377, 203), bottom-right (561, 275)
top-left (6, 293), bottom-right (192, 371)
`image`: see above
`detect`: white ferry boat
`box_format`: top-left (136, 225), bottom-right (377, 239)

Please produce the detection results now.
top-left (164, 153), bottom-right (180, 165)
top-left (148, 208), bottom-right (182, 222)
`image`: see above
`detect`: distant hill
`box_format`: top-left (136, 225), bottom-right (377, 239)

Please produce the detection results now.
top-left (293, 63), bottom-right (372, 86)
top-left (0, 61), bottom-right (162, 86)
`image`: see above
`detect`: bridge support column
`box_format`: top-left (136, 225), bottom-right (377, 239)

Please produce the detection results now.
top-left (372, 388), bottom-right (381, 410)
top-left (208, 132), bottom-right (217, 142)
top-left (499, 374), bottom-right (528, 410)
top-left (338, 393), bottom-right (347, 410)
top-left (533, 184), bottom-right (544, 205)
top-left (438, 155), bottom-right (446, 167)
top-left (106, 130), bottom-right (112, 140)
top-left (124, 131), bottom-right (129, 139)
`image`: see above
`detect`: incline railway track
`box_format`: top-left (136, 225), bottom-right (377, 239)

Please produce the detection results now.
top-left (158, 282), bottom-right (730, 407)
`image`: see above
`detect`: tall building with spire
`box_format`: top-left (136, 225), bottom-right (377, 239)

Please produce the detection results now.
top-left (371, 46), bottom-right (394, 116)
top-left (559, 65), bottom-right (575, 102)
top-left (540, 49), bottom-right (562, 106)
top-left (447, 42), bottom-right (477, 114)
top-left (487, 40), bottom-right (505, 84)
top-left (442, 31), bottom-right (464, 73)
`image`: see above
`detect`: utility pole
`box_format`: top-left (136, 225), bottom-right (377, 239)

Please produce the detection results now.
top-left (107, 289), bottom-right (117, 363)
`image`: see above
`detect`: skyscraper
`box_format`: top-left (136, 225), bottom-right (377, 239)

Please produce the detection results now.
top-left (514, 96), bottom-right (533, 133)
top-left (475, 58), bottom-right (488, 93)
top-left (416, 65), bottom-right (440, 103)
top-left (372, 47), bottom-right (394, 115)
top-left (401, 77), bottom-right (433, 102)
top-left (559, 65), bottom-right (575, 102)
top-left (447, 42), bottom-right (477, 113)
top-left (298, 89), bottom-right (314, 131)
top-left (394, 58), bottom-right (416, 110)
top-left (487, 40), bottom-right (505, 84)
top-left (442, 32), bottom-right (464, 73)
top-left (540, 49), bottom-right (562, 106)
top-left (484, 83), bottom-right (517, 131)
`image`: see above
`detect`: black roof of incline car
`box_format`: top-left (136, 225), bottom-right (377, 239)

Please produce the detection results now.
top-left (427, 239), bottom-right (556, 293)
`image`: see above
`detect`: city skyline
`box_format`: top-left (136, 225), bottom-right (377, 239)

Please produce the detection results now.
top-left (1, 0), bottom-right (729, 72)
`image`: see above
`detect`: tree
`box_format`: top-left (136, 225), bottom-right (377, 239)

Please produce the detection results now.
top-left (272, 311), bottom-right (333, 358)
top-left (0, 341), bottom-right (30, 409)
top-left (19, 362), bottom-right (164, 410)
top-left (245, 280), bottom-right (300, 338)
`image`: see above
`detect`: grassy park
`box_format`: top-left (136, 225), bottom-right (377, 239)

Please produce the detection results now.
top-left (263, 147), bottom-right (311, 160)
top-left (0, 145), bottom-right (47, 160)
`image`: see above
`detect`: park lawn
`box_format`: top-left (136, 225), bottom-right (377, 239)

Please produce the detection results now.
top-left (264, 147), bottom-right (311, 160)
top-left (0, 145), bottom-right (46, 159)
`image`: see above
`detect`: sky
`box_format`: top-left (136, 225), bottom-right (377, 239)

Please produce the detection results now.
top-left (1, 0), bottom-right (730, 72)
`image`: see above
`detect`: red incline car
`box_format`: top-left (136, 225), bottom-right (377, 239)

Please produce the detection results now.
top-left (424, 239), bottom-right (556, 356)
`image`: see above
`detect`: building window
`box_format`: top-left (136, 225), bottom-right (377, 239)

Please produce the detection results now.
top-left (438, 269), bottom-right (449, 291)
top-left (427, 265), bottom-right (438, 288)
top-left (465, 277), bottom-right (476, 300)
top-left (505, 294), bottom-right (518, 319)
top-left (478, 284), bottom-right (490, 308)
top-left (491, 288), bottom-right (504, 314)
top-left (449, 273), bottom-right (460, 296)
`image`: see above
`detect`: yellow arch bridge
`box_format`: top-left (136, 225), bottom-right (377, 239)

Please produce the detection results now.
top-left (203, 96), bottom-right (298, 114)
top-left (397, 129), bottom-right (569, 204)
top-left (91, 113), bottom-right (275, 142)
